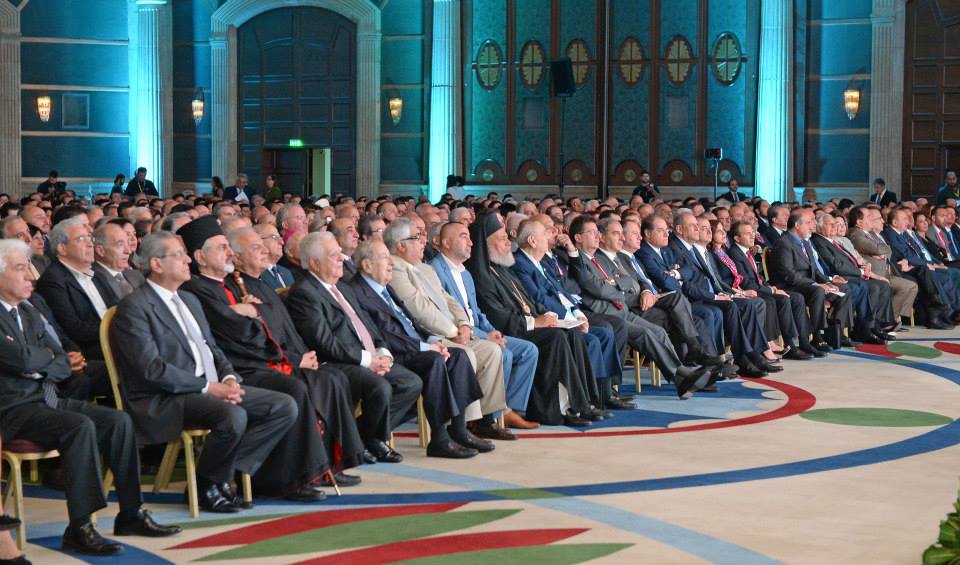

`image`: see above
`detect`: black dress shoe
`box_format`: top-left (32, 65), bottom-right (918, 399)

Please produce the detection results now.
top-left (563, 410), bottom-right (591, 427)
top-left (366, 440), bottom-right (404, 463)
top-left (0, 515), bottom-right (20, 532)
top-left (759, 361), bottom-right (783, 373)
top-left (285, 485), bottom-right (326, 502)
top-left (812, 340), bottom-right (833, 353)
top-left (221, 482), bottom-right (254, 510)
top-left (800, 346), bottom-right (827, 358)
top-left (321, 472), bottom-right (362, 487)
top-left (839, 336), bottom-right (856, 348)
top-left (62, 523), bottom-right (123, 555)
top-left (783, 348), bottom-right (813, 361)
top-left (604, 396), bottom-right (635, 410)
top-left (468, 420), bottom-right (517, 441)
top-left (855, 334), bottom-right (884, 345)
top-left (0, 555), bottom-right (31, 565)
top-left (360, 449), bottom-right (377, 465)
top-left (426, 439), bottom-right (478, 459)
top-left (451, 429), bottom-right (495, 453)
top-left (689, 352), bottom-right (724, 367)
top-left (676, 366), bottom-right (711, 399)
top-left (738, 364), bottom-right (767, 379)
top-left (114, 508), bottom-right (181, 537)
top-left (196, 484), bottom-right (240, 513)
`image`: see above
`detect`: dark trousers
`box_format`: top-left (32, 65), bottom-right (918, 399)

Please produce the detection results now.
top-left (587, 313), bottom-right (627, 384)
top-left (180, 386), bottom-right (297, 484)
top-left (641, 292), bottom-right (721, 357)
top-left (8, 399), bottom-right (142, 522)
top-left (335, 363), bottom-right (421, 443)
top-left (396, 349), bottom-right (480, 435)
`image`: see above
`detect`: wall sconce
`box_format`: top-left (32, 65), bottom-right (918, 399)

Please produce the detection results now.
top-left (191, 88), bottom-right (205, 126)
top-left (36, 95), bottom-right (51, 123)
top-left (843, 88), bottom-right (860, 121)
top-left (387, 90), bottom-right (403, 126)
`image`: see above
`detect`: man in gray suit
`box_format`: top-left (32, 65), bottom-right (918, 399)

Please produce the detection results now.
top-left (111, 232), bottom-right (297, 514)
top-left (93, 222), bottom-right (143, 299)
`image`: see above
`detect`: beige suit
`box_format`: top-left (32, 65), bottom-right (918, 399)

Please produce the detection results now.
top-left (849, 227), bottom-right (919, 318)
top-left (390, 256), bottom-right (506, 415)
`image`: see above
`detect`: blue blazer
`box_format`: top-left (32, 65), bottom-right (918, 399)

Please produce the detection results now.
top-left (511, 250), bottom-right (576, 318)
top-left (881, 227), bottom-right (928, 267)
top-left (667, 238), bottom-right (721, 303)
top-left (428, 255), bottom-right (495, 337)
top-left (260, 264), bottom-right (295, 290)
top-left (636, 242), bottom-right (682, 293)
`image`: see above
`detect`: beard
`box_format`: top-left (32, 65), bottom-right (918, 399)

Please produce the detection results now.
top-left (223, 261), bottom-right (235, 275)
top-left (488, 247), bottom-right (516, 267)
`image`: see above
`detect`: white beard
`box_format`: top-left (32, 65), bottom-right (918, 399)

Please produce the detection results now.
top-left (223, 262), bottom-right (235, 275)
top-left (489, 248), bottom-right (516, 267)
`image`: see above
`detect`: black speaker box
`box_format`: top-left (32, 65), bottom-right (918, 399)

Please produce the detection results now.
top-left (550, 58), bottom-right (576, 97)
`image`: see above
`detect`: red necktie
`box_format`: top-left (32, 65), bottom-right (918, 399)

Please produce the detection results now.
top-left (590, 257), bottom-right (623, 310)
top-left (329, 284), bottom-right (377, 353)
top-left (831, 241), bottom-right (858, 267)
top-left (937, 228), bottom-right (948, 252)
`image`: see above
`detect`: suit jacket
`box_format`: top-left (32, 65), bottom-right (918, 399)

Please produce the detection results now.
top-left (758, 223), bottom-right (784, 246)
top-left (472, 264), bottom-right (547, 339)
top-left (286, 273), bottom-right (387, 365)
top-left (260, 263), bottom-right (295, 290)
top-left (389, 256), bottom-right (467, 339)
top-left (28, 292), bottom-right (81, 352)
top-left (543, 250), bottom-right (584, 297)
top-left (767, 232), bottom-right (829, 288)
top-left (224, 185), bottom-right (256, 202)
top-left (124, 179), bottom-right (158, 197)
top-left (718, 190), bottom-right (747, 203)
top-left (637, 242), bottom-right (683, 294)
top-left (347, 274), bottom-right (431, 362)
top-left (927, 225), bottom-right (960, 260)
top-left (725, 243), bottom-right (772, 294)
top-left (512, 249), bottom-right (583, 318)
top-left (111, 283), bottom-right (237, 445)
top-left (0, 300), bottom-right (72, 440)
top-left (849, 227), bottom-right (897, 277)
top-left (667, 238), bottom-right (725, 302)
top-left (568, 249), bottom-right (643, 315)
top-left (430, 254), bottom-right (496, 337)
top-left (35, 259), bottom-right (119, 360)
top-left (811, 234), bottom-right (862, 278)
top-left (93, 263), bottom-right (144, 299)
top-left (869, 190), bottom-right (897, 207)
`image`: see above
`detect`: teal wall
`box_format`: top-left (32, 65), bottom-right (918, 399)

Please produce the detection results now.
top-left (172, 0), bottom-right (215, 183)
top-left (800, 0), bottom-right (873, 185)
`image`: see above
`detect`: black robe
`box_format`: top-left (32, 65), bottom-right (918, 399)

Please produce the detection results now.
top-left (465, 213), bottom-right (597, 424)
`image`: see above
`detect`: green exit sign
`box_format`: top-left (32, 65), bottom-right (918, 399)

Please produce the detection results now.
top-left (288, 138), bottom-right (304, 148)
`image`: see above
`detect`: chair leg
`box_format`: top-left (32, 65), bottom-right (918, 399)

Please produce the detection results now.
top-left (103, 469), bottom-right (114, 494)
top-left (652, 364), bottom-right (662, 388)
top-left (632, 351), bottom-right (642, 393)
top-left (241, 473), bottom-right (252, 504)
top-left (910, 308), bottom-right (915, 327)
top-left (182, 436), bottom-right (199, 519)
top-left (417, 396), bottom-right (430, 449)
top-left (28, 461), bottom-right (38, 484)
top-left (8, 457), bottom-right (24, 551)
top-left (153, 440), bottom-right (180, 494)
top-left (387, 433), bottom-right (395, 449)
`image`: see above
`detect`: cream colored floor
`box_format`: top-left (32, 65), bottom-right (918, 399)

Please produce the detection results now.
top-left (14, 327), bottom-right (960, 565)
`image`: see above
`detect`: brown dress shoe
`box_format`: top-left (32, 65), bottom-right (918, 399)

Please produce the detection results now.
top-left (503, 410), bottom-right (540, 429)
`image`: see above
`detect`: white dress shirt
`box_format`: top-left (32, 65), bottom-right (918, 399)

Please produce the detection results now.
top-left (62, 261), bottom-right (108, 318)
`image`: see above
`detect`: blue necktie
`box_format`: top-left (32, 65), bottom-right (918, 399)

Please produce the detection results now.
top-left (630, 255), bottom-right (657, 291)
top-left (381, 289), bottom-right (419, 340)
top-left (948, 230), bottom-right (960, 257)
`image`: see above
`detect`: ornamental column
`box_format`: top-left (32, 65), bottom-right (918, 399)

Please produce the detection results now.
top-left (357, 30), bottom-right (382, 199)
top-left (134, 0), bottom-right (171, 195)
top-left (427, 0), bottom-right (461, 201)
top-left (868, 0), bottom-right (906, 196)
top-left (210, 28), bottom-right (236, 184)
top-left (754, 0), bottom-right (794, 202)
top-left (0, 4), bottom-right (21, 195)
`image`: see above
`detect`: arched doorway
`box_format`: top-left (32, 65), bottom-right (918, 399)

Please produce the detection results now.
top-left (236, 7), bottom-right (356, 196)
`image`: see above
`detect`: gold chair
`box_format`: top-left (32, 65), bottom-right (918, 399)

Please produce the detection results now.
top-left (2, 441), bottom-right (59, 550)
top-left (100, 307), bottom-right (252, 518)
top-left (626, 347), bottom-right (661, 392)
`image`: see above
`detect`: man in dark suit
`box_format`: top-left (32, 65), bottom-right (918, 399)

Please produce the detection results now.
top-left (37, 170), bottom-right (66, 196)
top-left (223, 174), bottom-right (256, 203)
top-left (178, 217), bottom-right (339, 501)
top-left (112, 232), bottom-right (298, 514)
top-left (766, 209), bottom-right (854, 347)
top-left (349, 240), bottom-right (491, 458)
top-left (93, 222), bottom-right (143, 300)
top-left (935, 169), bottom-right (960, 205)
top-left (36, 217), bottom-right (118, 396)
top-left (286, 231), bottom-right (422, 463)
top-left (329, 218), bottom-right (360, 279)
top-left (727, 221), bottom-right (822, 358)
top-left (253, 224), bottom-right (295, 289)
top-left (124, 167), bottom-right (158, 197)
top-left (928, 206), bottom-right (960, 268)
top-left (868, 178), bottom-right (897, 207)
top-left (0, 239), bottom-right (180, 555)
top-left (812, 214), bottom-right (894, 341)
top-left (718, 179), bottom-right (747, 203)
top-left (759, 205), bottom-right (789, 246)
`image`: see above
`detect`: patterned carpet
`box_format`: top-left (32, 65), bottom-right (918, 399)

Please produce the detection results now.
top-left (12, 329), bottom-right (960, 564)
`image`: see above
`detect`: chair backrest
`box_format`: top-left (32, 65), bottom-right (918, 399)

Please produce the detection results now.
top-left (99, 306), bottom-right (124, 411)
top-left (275, 287), bottom-right (289, 296)
top-left (761, 247), bottom-right (770, 280)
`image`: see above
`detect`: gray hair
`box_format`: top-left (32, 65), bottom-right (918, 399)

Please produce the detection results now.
top-left (48, 216), bottom-right (87, 255)
top-left (125, 206), bottom-right (150, 222)
top-left (227, 227), bottom-right (257, 252)
top-left (0, 215), bottom-right (25, 238)
top-left (92, 222), bottom-right (123, 246)
top-left (276, 203), bottom-right (302, 230)
top-left (449, 207), bottom-right (471, 223)
top-left (0, 239), bottom-right (30, 272)
top-left (515, 219), bottom-right (542, 249)
top-left (816, 213), bottom-right (834, 229)
top-left (597, 217), bottom-right (621, 235)
top-left (383, 217), bottom-right (416, 254)
top-left (353, 239), bottom-right (379, 273)
top-left (673, 208), bottom-right (693, 224)
top-left (299, 231), bottom-right (336, 266)
top-left (159, 212), bottom-right (191, 232)
top-left (133, 231), bottom-right (179, 276)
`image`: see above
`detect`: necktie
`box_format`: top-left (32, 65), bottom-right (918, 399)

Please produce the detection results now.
top-left (11, 307), bottom-right (59, 408)
top-left (328, 284), bottom-right (376, 353)
top-left (170, 295), bottom-right (219, 383)
top-left (114, 272), bottom-right (134, 297)
top-left (629, 255), bottom-right (657, 290)
top-left (380, 288), bottom-right (420, 340)
top-left (689, 248), bottom-right (716, 293)
top-left (272, 266), bottom-right (287, 288)
top-left (804, 240), bottom-right (826, 276)
top-left (590, 257), bottom-right (624, 310)
top-left (548, 255), bottom-right (563, 278)
top-left (948, 230), bottom-right (960, 257)
top-left (699, 248), bottom-right (726, 291)
top-left (906, 232), bottom-right (931, 261)
top-left (832, 240), bottom-right (858, 267)
top-left (745, 250), bottom-right (763, 285)
top-left (935, 229), bottom-right (954, 260)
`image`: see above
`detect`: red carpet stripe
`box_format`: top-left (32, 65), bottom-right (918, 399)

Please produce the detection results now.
top-left (169, 502), bottom-right (466, 549)
top-left (290, 528), bottom-right (589, 565)
top-left (855, 344), bottom-right (901, 358)
top-left (934, 341), bottom-right (960, 355)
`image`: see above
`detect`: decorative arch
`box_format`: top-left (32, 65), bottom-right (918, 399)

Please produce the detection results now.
top-left (210, 0), bottom-right (381, 197)
top-left (0, 2), bottom-right (21, 195)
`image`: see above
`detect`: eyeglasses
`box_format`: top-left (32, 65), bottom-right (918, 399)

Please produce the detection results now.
top-left (261, 234), bottom-right (282, 241)
top-left (401, 234), bottom-right (422, 242)
top-left (158, 250), bottom-right (187, 260)
top-left (71, 235), bottom-right (93, 243)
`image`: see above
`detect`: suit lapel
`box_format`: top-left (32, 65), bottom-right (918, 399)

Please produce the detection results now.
top-left (145, 286), bottom-right (193, 354)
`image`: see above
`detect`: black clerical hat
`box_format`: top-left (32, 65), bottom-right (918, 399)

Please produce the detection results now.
top-left (177, 214), bottom-right (223, 257)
